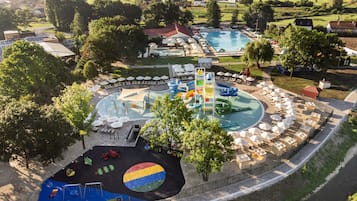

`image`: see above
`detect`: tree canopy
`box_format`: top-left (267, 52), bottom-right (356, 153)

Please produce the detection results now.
top-left (206, 0), bottom-right (221, 28)
top-left (140, 95), bottom-right (194, 151)
top-left (143, 2), bottom-right (193, 28)
top-left (0, 98), bottom-right (74, 167)
top-left (92, 0), bottom-right (142, 23)
top-left (0, 7), bottom-right (17, 40)
top-left (81, 16), bottom-right (147, 67)
top-left (279, 27), bottom-right (343, 76)
top-left (0, 40), bottom-right (70, 104)
top-left (243, 1), bottom-right (274, 32)
top-left (182, 119), bottom-right (234, 181)
top-left (242, 39), bottom-right (274, 68)
top-left (53, 83), bottom-right (95, 149)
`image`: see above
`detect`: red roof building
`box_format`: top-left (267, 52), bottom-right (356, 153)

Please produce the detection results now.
top-left (143, 24), bottom-right (193, 39)
top-left (327, 21), bottom-right (357, 33)
top-left (301, 86), bottom-right (320, 99)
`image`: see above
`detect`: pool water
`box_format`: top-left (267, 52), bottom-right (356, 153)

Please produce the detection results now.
top-left (96, 88), bottom-right (264, 131)
top-left (200, 31), bottom-right (251, 52)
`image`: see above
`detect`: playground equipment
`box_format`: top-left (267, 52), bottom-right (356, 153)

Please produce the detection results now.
top-left (63, 184), bottom-right (82, 201)
top-left (84, 157), bottom-right (92, 166)
top-left (65, 168), bottom-right (75, 177)
top-left (215, 98), bottom-right (251, 115)
top-left (83, 182), bottom-right (103, 199)
top-left (49, 188), bottom-right (59, 199)
top-left (102, 150), bottom-right (120, 160)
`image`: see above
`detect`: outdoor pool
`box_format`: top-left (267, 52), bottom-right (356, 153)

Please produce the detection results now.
top-left (96, 87), bottom-right (264, 131)
top-left (200, 30), bottom-right (251, 52)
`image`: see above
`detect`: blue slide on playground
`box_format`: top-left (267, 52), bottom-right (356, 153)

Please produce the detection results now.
top-left (216, 83), bottom-right (238, 97)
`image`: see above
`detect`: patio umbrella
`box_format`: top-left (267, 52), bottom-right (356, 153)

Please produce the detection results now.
top-left (217, 72), bottom-right (224, 76)
top-left (280, 92), bottom-right (287, 98)
top-left (100, 80), bottom-right (109, 86)
top-left (144, 76), bottom-right (152, 80)
top-left (136, 76), bottom-right (144, 80)
top-left (275, 102), bottom-right (283, 110)
top-left (119, 116), bottom-right (130, 123)
top-left (277, 121), bottom-right (288, 130)
top-left (268, 84), bottom-right (275, 89)
top-left (108, 79), bottom-right (117, 84)
top-left (91, 120), bottom-right (104, 127)
top-left (259, 122), bottom-right (272, 131)
top-left (246, 77), bottom-right (255, 82)
top-left (232, 73), bottom-right (240, 78)
top-left (274, 88), bottom-right (281, 93)
top-left (117, 77), bottom-right (126, 82)
top-left (234, 138), bottom-right (247, 147)
top-left (90, 85), bottom-right (100, 93)
top-left (224, 72), bottom-right (232, 77)
top-left (248, 127), bottom-right (260, 135)
top-left (261, 131), bottom-right (274, 140)
top-left (153, 76), bottom-right (161, 81)
top-left (272, 125), bottom-right (284, 134)
top-left (270, 114), bottom-right (282, 121)
top-left (110, 121), bottom-right (123, 129)
top-left (239, 130), bottom-right (249, 138)
top-left (126, 76), bottom-right (135, 81)
top-left (107, 117), bottom-right (120, 123)
top-left (161, 75), bottom-right (169, 80)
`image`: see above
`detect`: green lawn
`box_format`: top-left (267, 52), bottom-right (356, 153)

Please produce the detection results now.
top-left (112, 67), bottom-right (169, 77)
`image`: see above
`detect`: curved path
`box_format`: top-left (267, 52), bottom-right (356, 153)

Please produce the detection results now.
top-left (170, 88), bottom-right (357, 201)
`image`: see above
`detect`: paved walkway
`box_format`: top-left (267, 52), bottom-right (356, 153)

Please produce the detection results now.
top-left (167, 91), bottom-right (357, 201)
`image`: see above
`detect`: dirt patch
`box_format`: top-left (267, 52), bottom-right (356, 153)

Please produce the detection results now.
top-left (340, 37), bottom-right (357, 50)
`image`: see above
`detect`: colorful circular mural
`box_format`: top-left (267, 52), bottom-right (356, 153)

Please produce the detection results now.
top-left (123, 162), bottom-right (166, 192)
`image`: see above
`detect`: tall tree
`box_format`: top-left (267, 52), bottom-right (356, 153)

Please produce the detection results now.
top-left (206, 0), bottom-right (221, 28)
top-left (231, 9), bottom-right (239, 26)
top-left (53, 83), bottom-right (96, 150)
top-left (242, 39), bottom-right (274, 68)
top-left (182, 119), bottom-right (234, 181)
top-left (279, 27), bottom-right (343, 77)
top-left (179, 10), bottom-right (194, 25)
top-left (0, 7), bottom-right (17, 39)
top-left (140, 95), bottom-right (194, 151)
top-left (0, 40), bottom-right (70, 104)
top-left (331, 0), bottom-right (343, 10)
top-left (70, 9), bottom-right (86, 37)
top-left (243, 1), bottom-right (274, 32)
top-left (83, 60), bottom-right (98, 80)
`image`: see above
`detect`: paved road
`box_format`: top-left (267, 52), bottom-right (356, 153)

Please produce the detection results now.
top-left (170, 90), bottom-right (357, 201)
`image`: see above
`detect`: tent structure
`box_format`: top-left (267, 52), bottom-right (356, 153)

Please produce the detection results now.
top-left (301, 85), bottom-right (319, 99)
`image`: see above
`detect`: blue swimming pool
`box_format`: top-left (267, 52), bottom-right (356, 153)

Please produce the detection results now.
top-left (96, 86), bottom-right (264, 131)
top-left (200, 31), bottom-right (251, 52)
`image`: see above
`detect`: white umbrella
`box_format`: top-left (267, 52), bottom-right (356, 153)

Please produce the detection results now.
top-left (246, 77), bottom-right (255, 82)
top-left (270, 91), bottom-right (278, 97)
top-left (224, 72), bottom-right (232, 77)
top-left (259, 122), bottom-right (272, 131)
top-left (274, 88), bottom-right (281, 93)
top-left (234, 138), bottom-right (246, 146)
top-left (136, 76), bottom-right (144, 80)
top-left (217, 72), bottom-right (224, 76)
top-left (99, 116), bottom-right (108, 121)
top-left (110, 121), bottom-right (123, 128)
top-left (239, 130), bottom-right (249, 138)
top-left (90, 85), bottom-right (100, 93)
top-left (280, 92), bottom-right (287, 98)
top-left (277, 121), bottom-right (288, 130)
top-left (263, 86), bottom-right (270, 92)
top-left (108, 79), bottom-right (117, 84)
top-left (153, 76), bottom-right (161, 81)
top-left (144, 76), bottom-right (152, 80)
top-left (270, 114), bottom-right (282, 121)
top-left (275, 102), bottom-right (283, 109)
top-left (161, 75), bottom-right (169, 80)
top-left (126, 76), bottom-right (135, 81)
top-left (91, 120), bottom-right (104, 127)
top-left (119, 116), bottom-right (130, 123)
top-left (272, 125), bottom-right (284, 134)
top-left (117, 77), bottom-right (126, 81)
top-left (100, 81), bottom-right (109, 86)
top-left (248, 127), bottom-right (260, 135)
top-left (261, 131), bottom-right (274, 140)
top-left (232, 73), bottom-right (240, 78)
top-left (249, 135), bottom-right (263, 144)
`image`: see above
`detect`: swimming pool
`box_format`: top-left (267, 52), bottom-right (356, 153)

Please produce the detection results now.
top-left (96, 87), bottom-right (264, 131)
top-left (200, 31), bottom-right (251, 52)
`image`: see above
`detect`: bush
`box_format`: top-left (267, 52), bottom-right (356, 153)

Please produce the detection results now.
top-left (83, 60), bottom-right (98, 80)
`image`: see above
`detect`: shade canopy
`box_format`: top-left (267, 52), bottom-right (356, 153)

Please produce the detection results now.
top-left (301, 85), bottom-right (319, 99)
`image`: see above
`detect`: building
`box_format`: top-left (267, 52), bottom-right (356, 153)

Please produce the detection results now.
top-left (143, 24), bottom-right (193, 40)
top-left (3, 30), bottom-right (20, 40)
top-left (327, 21), bottom-right (357, 34)
top-left (294, 18), bottom-right (313, 30)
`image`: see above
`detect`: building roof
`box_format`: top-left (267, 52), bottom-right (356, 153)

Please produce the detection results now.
top-left (328, 21), bottom-right (357, 30)
top-left (144, 24), bottom-right (192, 38)
top-left (37, 42), bottom-right (75, 58)
top-left (294, 18), bottom-right (313, 27)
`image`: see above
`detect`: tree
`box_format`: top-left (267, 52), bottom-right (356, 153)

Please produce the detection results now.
top-left (331, 0), bottom-right (343, 10)
top-left (243, 1), bottom-right (274, 32)
top-left (179, 10), bottom-right (194, 25)
top-left (0, 40), bottom-right (70, 104)
top-left (279, 27), bottom-right (343, 78)
top-left (231, 9), bottom-right (239, 26)
top-left (82, 17), bottom-right (147, 66)
top-left (15, 9), bottom-right (33, 30)
top-left (83, 60), bottom-right (98, 80)
top-left (239, 0), bottom-right (253, 4)
top-left (140, 95), bottom-right (194, 151)
top-left (242, 39), bottom-right (274, 68)
top-left (182, 119), bottom-right (234, 181)
top-left (70, 9), bottom-right (86, 37)
top-left (0, 7), bottom-right (17, 39)
top-left (53, 83), bottom-right (95, 150)
top-left (206, 0), bottom-right (221, 28)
